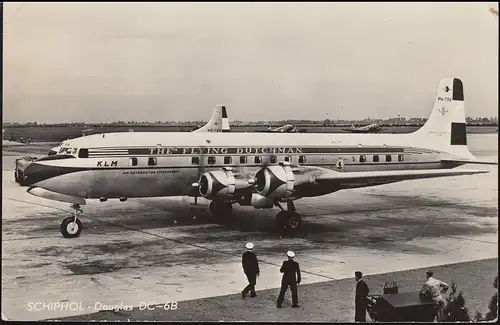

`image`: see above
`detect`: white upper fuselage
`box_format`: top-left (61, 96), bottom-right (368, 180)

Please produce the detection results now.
top-left (64, 130), bottom-right (416, 148)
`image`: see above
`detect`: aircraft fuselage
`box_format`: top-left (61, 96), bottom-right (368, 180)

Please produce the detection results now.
top-left (25, 132), bottom-right (450, 201)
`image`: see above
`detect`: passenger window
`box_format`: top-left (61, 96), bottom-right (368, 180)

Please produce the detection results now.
top-left (78, 149), bottom-right (89, 158)
top-left (208, 156), bottom-right (216, 164)
top-left (129, 157), bottom-right (138, 166)
top-left (299, 155), bottom-right (306, 164)
top-left (359, 155), bottom-right (366, 163)
top-left (224, 156), bottom-right (232, 164)
top-left (148, 157), bottom-right (157, 166)
top-left (151, 148), bottom-right (158, 154)
top-left (284, 156), bottom-right (291, 162)
top-left (192, 156), bottom-right (199, 165)
top-left (398, 154), bottom-right (404, 162)
top-left (386, 155), bottom-right (392, 162)
top-left (240, 156), bottom-right (247, 164)
top-left (254, 156), bottom-right (262, 164)
top-left (373, 155), bottom-right (379, 162)
top-left (270, 155), bottom-right (277, 164)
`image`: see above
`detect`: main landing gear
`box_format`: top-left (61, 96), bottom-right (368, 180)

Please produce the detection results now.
top-left (275, 201), bottom-right (302, 230)
top-left (209, 200), bottom-right (233, 222)
top-left (60, 203), bottom-right (83, 238)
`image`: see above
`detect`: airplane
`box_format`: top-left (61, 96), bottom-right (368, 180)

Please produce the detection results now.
top-left (22, 78), bottom-right (497, 239)
top-left (343, 123), bottom-right (382, 133)
top-left (268, 124), bottom-right (297, 133)
top-left (47, 105), bottom-right (230, 156)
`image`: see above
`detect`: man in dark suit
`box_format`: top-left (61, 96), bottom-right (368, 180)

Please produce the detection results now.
top-left (354, 271), bottom-right (370, 322)
top-left (276, 251), bottom-right (301, 308)
top-left (241, 242), bottom-right (259, 298)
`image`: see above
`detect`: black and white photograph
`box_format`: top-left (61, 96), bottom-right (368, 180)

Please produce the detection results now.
top-left (2, 2), bottom-right (498, 322)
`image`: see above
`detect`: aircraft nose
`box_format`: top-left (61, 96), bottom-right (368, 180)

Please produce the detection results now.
top-left (23, 162), bottom-right (63, 186)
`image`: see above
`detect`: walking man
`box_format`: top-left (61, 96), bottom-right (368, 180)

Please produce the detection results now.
top-left (421, 270), bottom-right (449, 321)
top-left (277, 251), bottom-right (301, 308)
top-left (354, 271), bottom-right (370, 322)
top-left (241, 242), bottom-right (259, 298)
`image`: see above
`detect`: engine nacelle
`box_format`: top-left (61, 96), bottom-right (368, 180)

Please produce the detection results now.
top-left (250, 193), bottom-right (275, 209)
top-left (253, 163), bottom-right (295, 199)
top-left (195, 168), bottom-right (250, 200)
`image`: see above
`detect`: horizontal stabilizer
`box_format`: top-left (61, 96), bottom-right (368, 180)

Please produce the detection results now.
top-left (27, 186), bottom-right (86, 205)
top-left (441, 158), bottom-right (498, 165)
top-left (315, 168), bottom-right (489, 185)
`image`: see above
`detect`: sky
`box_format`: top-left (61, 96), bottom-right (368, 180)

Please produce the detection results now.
top-left (2, 2), bottom-right (499, 123)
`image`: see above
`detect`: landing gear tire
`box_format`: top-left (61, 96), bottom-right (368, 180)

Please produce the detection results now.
top-left (209, 201), bottom-right (233, 222)
top-left (60, 216), bottom-right (83, 238)
top-left (276, 211), bottom-right (288, 229)
top-left (275, 211), bottom-right (302, 230)
top-left (287, 212), bottom-right (302, 229)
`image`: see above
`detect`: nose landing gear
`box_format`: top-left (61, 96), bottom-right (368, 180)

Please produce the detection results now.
top-left (60, 203), bottom-right (83, 238)
top-left (275, 201), bottom-right (302, 230)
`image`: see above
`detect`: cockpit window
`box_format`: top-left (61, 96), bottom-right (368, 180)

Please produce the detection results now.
top-left (57, 147), bottom-right (78, 156)
top-left (37, 155), bottom-right (76, 162)
top-left (78, 149), bottom-right (89, 158)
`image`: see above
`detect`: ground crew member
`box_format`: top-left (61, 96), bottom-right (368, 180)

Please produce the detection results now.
top-left (421, 270), bottom-right (449, 321)
top-left (241, 242), bottom-right (259, 298)
top-left (354, 271), bottom-right (370, 322)
top-left (276, 251), bottom-right (301, 308)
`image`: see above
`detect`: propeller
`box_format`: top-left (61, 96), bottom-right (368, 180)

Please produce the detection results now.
top-left (186, 141), bottom-right (208, 205)
top-left (179, 140), bottom-right (208, 207)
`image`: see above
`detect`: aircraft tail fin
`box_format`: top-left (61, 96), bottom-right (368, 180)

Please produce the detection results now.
top-left (193, 105), bottom-right (230, 133)
top-left (412, 78), bottom-right (474, 159)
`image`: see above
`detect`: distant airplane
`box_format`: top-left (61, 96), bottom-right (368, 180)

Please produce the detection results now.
top-left (48, 105), bottom-right (230, 156)
top-left (22, 77), bottom-right (497, 239)
top-left (268, 124), bottom-right (297, 133)
top-left (343, 123), bottom-right (382, 133)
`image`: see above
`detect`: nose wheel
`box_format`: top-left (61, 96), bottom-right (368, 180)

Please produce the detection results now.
top-left (60, 204), bottom-right (83, 238)
top-left (275, 201), bottom-right (302, 230)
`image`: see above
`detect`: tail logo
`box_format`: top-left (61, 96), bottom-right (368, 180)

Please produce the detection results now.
top-left (443, 86), bottom-right (451, 92)
top-left (439, 106), bottom-right (448, 116)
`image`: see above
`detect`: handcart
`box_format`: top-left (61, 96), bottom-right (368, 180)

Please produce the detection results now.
top-left (366, 291), bottom-right (437, 322)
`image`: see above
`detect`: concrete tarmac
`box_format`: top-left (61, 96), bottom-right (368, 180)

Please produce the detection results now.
top-left (1, 135), bottom-right (497, 321)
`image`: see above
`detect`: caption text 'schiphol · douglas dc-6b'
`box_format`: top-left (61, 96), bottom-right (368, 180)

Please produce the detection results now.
top-left (22, 78), bottom-right (497, 238)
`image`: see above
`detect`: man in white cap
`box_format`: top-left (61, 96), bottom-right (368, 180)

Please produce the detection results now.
top-left (276, 250), bottom-right (301, 308)
top-left (241, 242), bottom-right (260, 298)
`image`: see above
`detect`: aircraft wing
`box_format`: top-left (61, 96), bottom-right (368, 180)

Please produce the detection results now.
top-left (314, 168), bottom-right (489, 187)
top-left (441, 158), bottom-right (498, 165)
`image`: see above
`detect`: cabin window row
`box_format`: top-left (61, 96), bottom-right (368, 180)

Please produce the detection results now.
top-left (359, 154), bottom-right (404, 163)
top-left (125, 156), bottom-right (307, 167)
top-left (191, 155), bottom-right (307, 165)
top-left (129, 157), bottom-right (157, 166)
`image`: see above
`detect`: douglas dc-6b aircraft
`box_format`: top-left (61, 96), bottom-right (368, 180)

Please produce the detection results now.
top-left (23, 78), bottom-right (496, 238)
top-left (343, 123), bottom-right (382, 133)
top-left (46, 105), bottom-right (230, 156)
